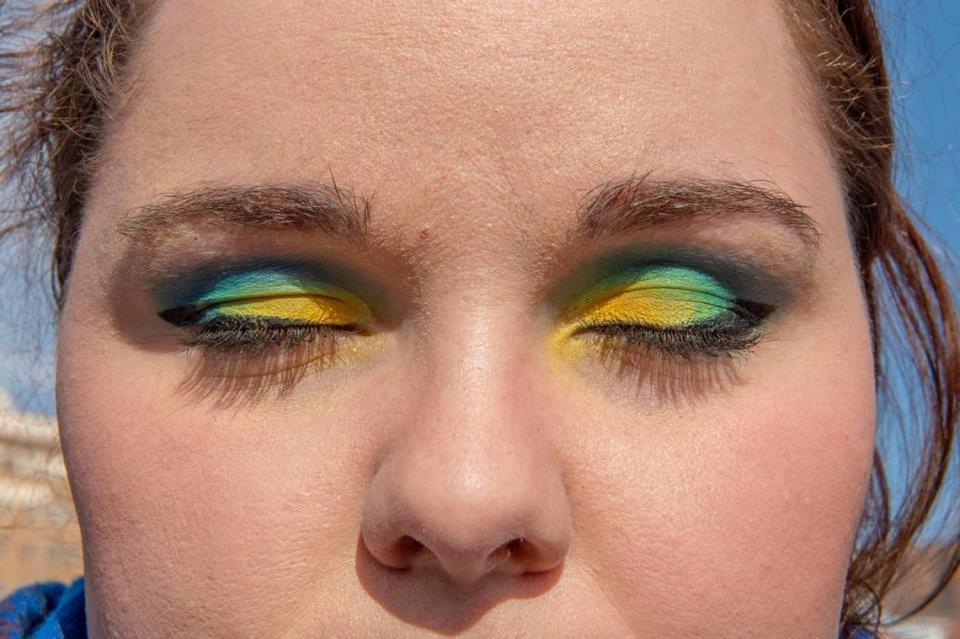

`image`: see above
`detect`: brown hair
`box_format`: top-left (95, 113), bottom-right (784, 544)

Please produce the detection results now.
top-left (1, 1), bottom-right (957, 635)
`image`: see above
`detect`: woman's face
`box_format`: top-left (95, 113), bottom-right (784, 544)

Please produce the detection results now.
top-left (56, 1), bottom-right (877, 636)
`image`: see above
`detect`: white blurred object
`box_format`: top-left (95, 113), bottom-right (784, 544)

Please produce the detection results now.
top-left (0, 388), bottom-right (65, 516)
top-left (888, 617), bottom-right (956, 639)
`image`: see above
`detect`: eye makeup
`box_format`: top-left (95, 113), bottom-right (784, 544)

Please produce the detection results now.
top-left (150, 245), bottom-right (789, 405)
top-left (158, 269), bottom-right (372, 328)
top-left (564, 265), bottom-right (754, 329)
top-left (552, 247), bottom-right (785, 362)
top-left (154, 259), bottom-right (378, 351)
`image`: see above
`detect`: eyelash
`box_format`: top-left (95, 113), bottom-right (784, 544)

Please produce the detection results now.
top-left (174, 315), bottom-right (368, 406)
top-left (565, 310), bottom-right (770, 401)
top-left (185, 299), bottom-right (768, 357)
top-left (578, 315), bottom-right (765, 360)
top-left (571, 295), bottom-right (771, 357)
top-left (183, 315), bottom-right (362, 351)
top-left (587, 323), bottom-right (761, 359)
top-left (173, 292), bottom-right (771, 407)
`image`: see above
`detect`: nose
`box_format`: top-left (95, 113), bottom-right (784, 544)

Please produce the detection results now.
top-left (360, 348), bottom-right (572, 589)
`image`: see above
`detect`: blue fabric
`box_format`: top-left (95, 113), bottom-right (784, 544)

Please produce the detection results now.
top-left (0, 578), bottom-right (86, 638)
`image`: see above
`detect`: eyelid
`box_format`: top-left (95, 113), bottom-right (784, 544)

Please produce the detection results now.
top-left (156, 264), bottom-right (377, 328)
top-left (560, 265), bottom-right (739, 328)
top-left (151, 256), bottom-right (397, 322)
top-left (160, 291), bottom-right (374, 327)
top-left (545, 243), bottom-right (800, 321)
top-left (569, 286), bottom-right (734, 327)
top-left (549, 260), bottom-right (777, 384)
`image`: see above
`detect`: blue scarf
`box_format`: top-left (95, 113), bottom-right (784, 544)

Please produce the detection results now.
top-left (0, 579), bottom-right (86, 639)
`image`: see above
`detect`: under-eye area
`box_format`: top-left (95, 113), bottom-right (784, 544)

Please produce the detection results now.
top-left (579, 328), bottom-right (755, 402)
top-left (176, 325), bottom-right (352, 407)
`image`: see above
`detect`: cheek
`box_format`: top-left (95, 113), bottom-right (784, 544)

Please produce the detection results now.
top-left (565, 310), bottom-right (876, 636)
top-left (55, 316), bottom-right (392, 632)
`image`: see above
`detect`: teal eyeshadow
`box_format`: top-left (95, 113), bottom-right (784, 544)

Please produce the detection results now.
top-left (548, 246), bottom-right (789, 318)
top-left (155, 259), bottom-right (364, 326)
top-left (185, 272), bottom-right (341, 324)
top-left (593, 265), bottom-right (736, 302)
top-left (190, 271), bottom-right (336, 305)
top-left (574, 265), bottom-right (741, 327)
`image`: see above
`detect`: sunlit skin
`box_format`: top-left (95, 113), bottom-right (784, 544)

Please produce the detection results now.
top-left (55, 1), bottom-right (877, 637)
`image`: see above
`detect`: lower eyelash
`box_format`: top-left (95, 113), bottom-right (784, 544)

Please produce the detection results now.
top-left (583, 321), bottom-right (762, 359)
top-left (176, 317), bottom-right (367, 407)
top-left (575, 324), bottom-right (759, 402)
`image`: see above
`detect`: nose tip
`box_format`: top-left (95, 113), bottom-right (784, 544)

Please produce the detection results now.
top-left (360, 455), bottom-right (571, 589)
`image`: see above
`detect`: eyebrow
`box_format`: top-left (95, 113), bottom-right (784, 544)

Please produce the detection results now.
top-left (117, 175), bottom-right (820, 251)
top-left (116, 181), bottom-right (370, 243)
top-left (573, 174), bottom-right (821, 248)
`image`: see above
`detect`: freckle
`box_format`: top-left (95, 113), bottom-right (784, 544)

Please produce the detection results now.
top-left (418, 228), bottom-right (430, 240)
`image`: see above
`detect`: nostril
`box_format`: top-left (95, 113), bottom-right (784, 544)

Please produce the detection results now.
top-left (372, 533), bottom-right (555, 581)
top-left (485, 537), bottom-right (540, 573)
top-left (366, 533), bottom-right (432, 571)
top-left (384, 535), bottom-right (433, 570)
top-left (490, 538), bottom-right (525, 563)
top-left (487, 540), bottom-right (512, 565)
top-left (506, 537), bottom-right (527, 557)
top-left (500, 537), bottom-right (561, 575)
top-left (398, 535), bottom-right (423, 554)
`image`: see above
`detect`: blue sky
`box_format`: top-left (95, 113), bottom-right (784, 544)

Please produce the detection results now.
top-left (882, 1), bottom-right (960, 246)
top-left (876, 0), bottom-right (960, 538)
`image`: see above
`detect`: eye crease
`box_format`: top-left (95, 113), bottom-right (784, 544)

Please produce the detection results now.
top-left (158, 270), bottom-right (373, 327)
top-left (155, 266), bottom-right (377, 358)
top-left (563, 265), bottom-right (767, 329)
top-left (568, 265), bottom-right (735, 327)
top-left (555, 263), bottom-right (776, 360)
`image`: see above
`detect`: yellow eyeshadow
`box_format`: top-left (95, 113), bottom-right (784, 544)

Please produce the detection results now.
top-left (574, 287), bottom-right (728, 327)
top-left (552, 266), bottom-right (737, 352)
top-left (211, 294), bottom-right (373, 325)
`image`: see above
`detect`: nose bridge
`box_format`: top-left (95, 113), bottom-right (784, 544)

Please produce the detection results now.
top-left (410, 274), bottom-right (537, 437)
top-left (403, 302), bottom-right (549, 537)
top-left (360, 298), bottom-right (571, 586)
top-left (427, 299), bottom-right (518, 430)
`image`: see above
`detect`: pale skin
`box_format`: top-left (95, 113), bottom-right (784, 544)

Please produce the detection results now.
top-left (56, 1), bottom-right (877, 637)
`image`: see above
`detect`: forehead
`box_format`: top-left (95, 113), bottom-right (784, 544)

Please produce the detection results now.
top-left (92, 0), bottom-right (838, 242)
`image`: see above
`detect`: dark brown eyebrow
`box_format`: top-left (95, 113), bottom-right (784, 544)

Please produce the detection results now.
top-left (574, 175), bottom-right (821, 248)
top-left (116, 181), bottom-right (370, 243)
top-left (117, 176), bottom-right (819, 253)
